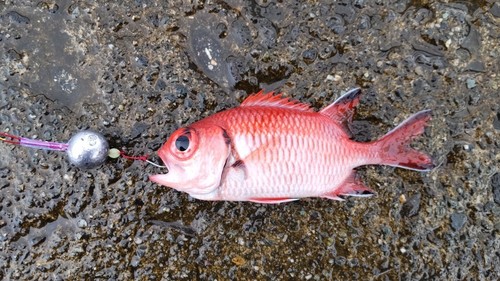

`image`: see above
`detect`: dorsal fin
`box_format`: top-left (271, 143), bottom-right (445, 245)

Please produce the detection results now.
top-left (320, 88), bottom-right (361, 134)
top-left (241, 90), bottom-right (312, 112)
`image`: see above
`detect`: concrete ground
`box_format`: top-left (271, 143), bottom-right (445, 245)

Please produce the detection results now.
top-left (0, 0), bottom-right (499, 280)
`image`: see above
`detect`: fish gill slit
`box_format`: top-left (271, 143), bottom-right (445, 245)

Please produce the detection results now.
top-left (221, 127), bottom-right (231, 146)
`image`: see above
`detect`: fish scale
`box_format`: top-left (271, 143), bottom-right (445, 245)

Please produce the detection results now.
top-left (150, 88), bottom-right (434, 204)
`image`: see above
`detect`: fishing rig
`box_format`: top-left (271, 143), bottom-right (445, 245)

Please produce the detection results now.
top-left (0, 130), bottom-right (165, 169)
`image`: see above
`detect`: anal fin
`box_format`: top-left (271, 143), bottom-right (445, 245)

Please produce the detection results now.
top-left (322, 172), bottom-right (376, 200)
top-left (249, 197), bottom-right (299, 204)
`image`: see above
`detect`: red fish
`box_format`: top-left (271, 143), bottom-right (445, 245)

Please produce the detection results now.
top-left (150, 88), bottom-right (434, 203)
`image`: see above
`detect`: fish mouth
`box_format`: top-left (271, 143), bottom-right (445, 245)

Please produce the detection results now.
top-left (149, 149), bottom-right (170, 185)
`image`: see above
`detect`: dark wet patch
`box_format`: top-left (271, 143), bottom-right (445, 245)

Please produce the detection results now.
top-left (1, 2), bottom-right (100, 111)
top-left (1, 11), bottom-right (30, 24)
top-left (184, 11), bottom-right (236, 89)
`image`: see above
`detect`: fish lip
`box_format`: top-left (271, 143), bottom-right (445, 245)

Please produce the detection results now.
top-left (157, 148), bottom-right (170, 170)
top-left (149, 149), bottom-right (170, 183)
top-left (149, 158), bottom-right (172, 184)
top-left (149, 173), bottom-right (168, 184)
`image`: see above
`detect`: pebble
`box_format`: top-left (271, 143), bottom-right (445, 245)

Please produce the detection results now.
top-left (414, 66), bottom-right (424, 76)
top-left (326, 74), bottom-right (342, 82)
top-left (77, 219), bottom-right (88, 228)
top-left (492, 173), bottom-right (500, 205)
top-left (445, 39), bottom-right (452, 49)
top-left (232, 255), bottom-right (246, 266)
top-left (466, 60), bottom-right (485, 72)
top-left (491, 2), bottom-right (500, 18)
top-left (450, 212), bottom-right (467, 231)
top-left (237, 237), bottom-right (245, 245)
top-left (461, 27), bottom-right (481, 55)
top-left (131, 255), bottom-right (140, 267)
top-left (400, 193), bottom-right (421, 217)
top-left (466, 78), bottom-right (476, 89)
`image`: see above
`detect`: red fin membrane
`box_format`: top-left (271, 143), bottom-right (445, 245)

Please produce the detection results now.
top-left (241, 90), bottom-right (312, 112)
top-left (322, 173), bottom-right (375, 201)
top-left (249, 197), bottom-right (299, 204)
top-left (320, 88), bottom-right (361, 135)
top-left (376, 110), bottom-right (435, 171)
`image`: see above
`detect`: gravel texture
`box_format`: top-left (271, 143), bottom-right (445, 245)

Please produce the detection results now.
top-left (0, 0), bottom-right (499, 280)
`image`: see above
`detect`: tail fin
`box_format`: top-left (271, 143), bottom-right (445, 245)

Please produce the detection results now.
top-left (376, 110), bottom-right (434, 171)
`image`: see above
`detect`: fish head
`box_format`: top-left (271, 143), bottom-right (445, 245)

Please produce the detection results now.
top-left (150, 124), bottom-right (230, 197)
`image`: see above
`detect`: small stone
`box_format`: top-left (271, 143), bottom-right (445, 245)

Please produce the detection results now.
top-left (77, 219), bottom-right (88, 228)
top-left (461, 27), bottom-right (481, 54)
top-left (490, 2), bottom-right (500, 18)
top-left (414, 66), bottom-right (424, 76)
top-left (232, 255), bottom-right (246, 266)
top-left (237, 237), bottom-right (245, 245)
top-left (130, 255), bottom-right (140, 267)
top-left (302, 48), bottom-right (317, 64)
top-left (334, 75), bottom-right (342, 81)
top-left (450, 212), bottom-right (467, 231)
top-left (493, 113), bottom-right (500, 130)
top-left (400, 193), bottom-right (421, 217)
top-left (70, 246), bottom-right (84, 256)
top-left (465, 60), bottom-right (485, 72)
top-left (492, 173), bottom-right (500, 205)
top-left (445, 39), bottom-right (452, 49)
top-left (399, 194), bottom-right (407, 204)
top-left (466, 78), bottom-right (476, 89)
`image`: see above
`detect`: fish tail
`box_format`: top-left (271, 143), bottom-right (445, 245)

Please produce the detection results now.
top-left (375, 110), bottom-right (435, 171)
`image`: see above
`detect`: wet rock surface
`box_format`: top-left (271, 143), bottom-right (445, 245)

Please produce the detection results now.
top-left (0, 0), bottom-right (499, 280)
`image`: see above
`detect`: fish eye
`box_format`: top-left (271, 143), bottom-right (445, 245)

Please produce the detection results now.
top-left (175, 135), bottom-right (190, 152)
